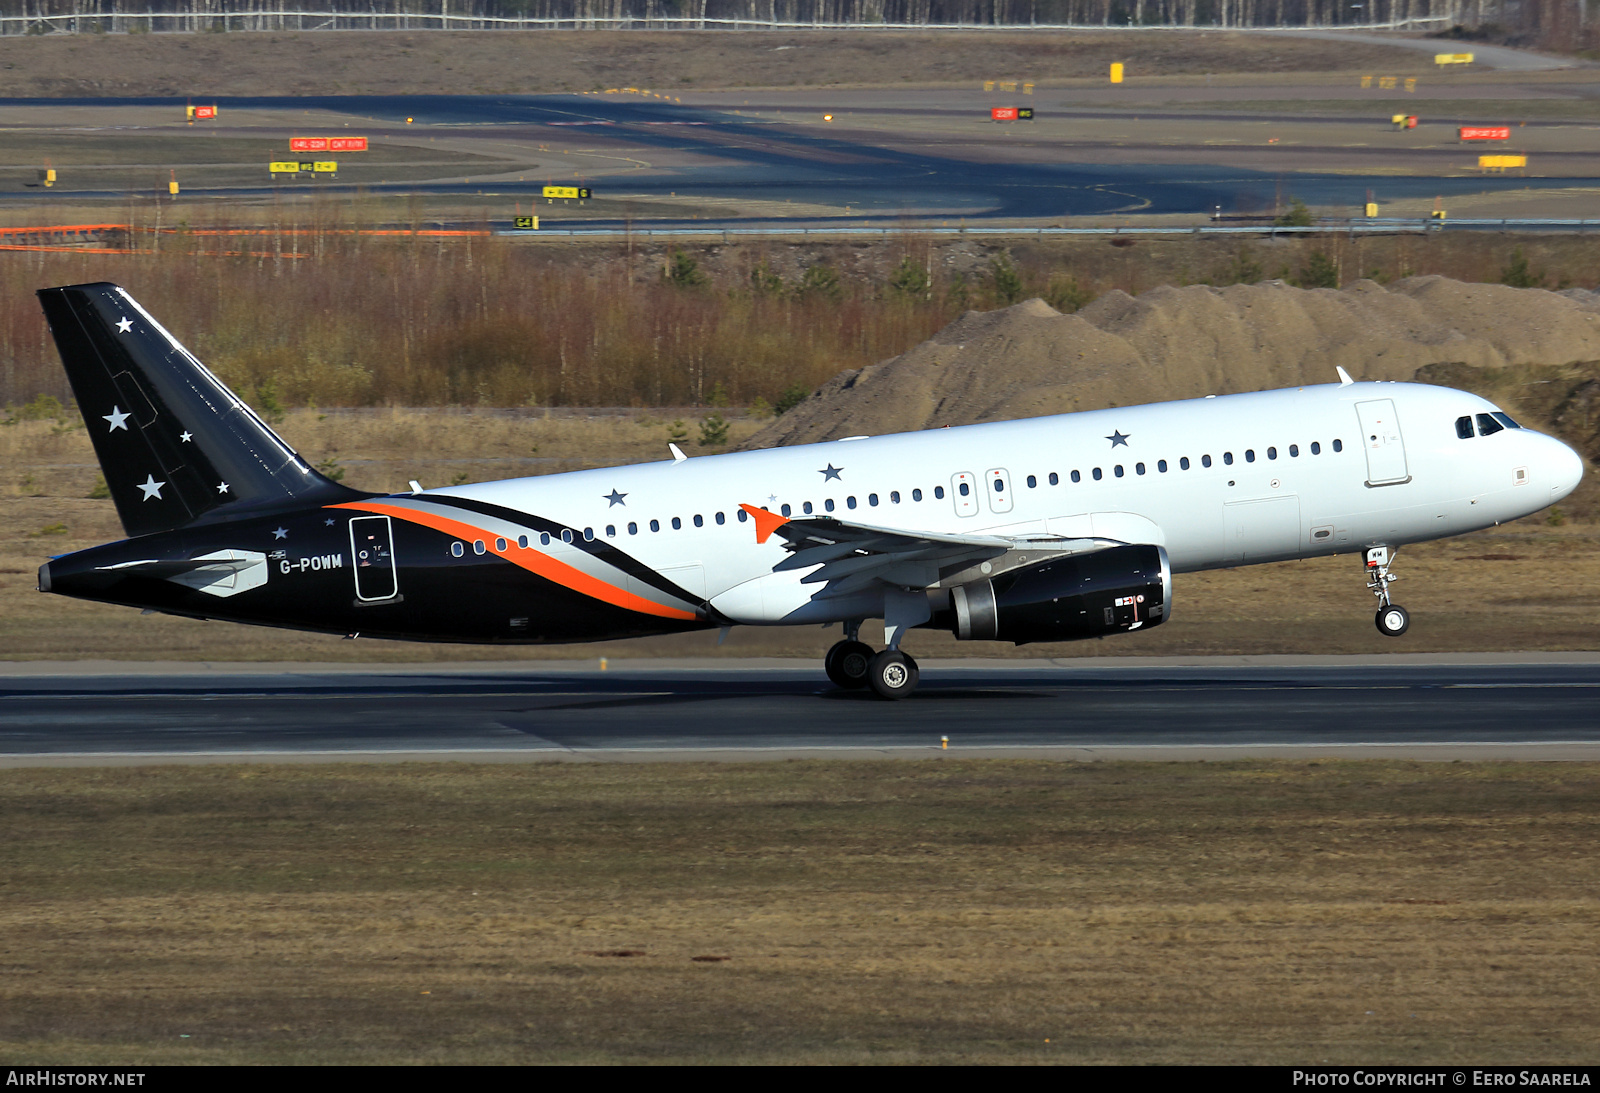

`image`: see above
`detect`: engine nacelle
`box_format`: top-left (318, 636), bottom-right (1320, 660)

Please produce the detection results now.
top-left (945, 544), bottom-right (1171, 645)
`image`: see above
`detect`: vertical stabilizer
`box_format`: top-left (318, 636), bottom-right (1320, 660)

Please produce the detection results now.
top-left (38, 282), bottom-right (363, 538)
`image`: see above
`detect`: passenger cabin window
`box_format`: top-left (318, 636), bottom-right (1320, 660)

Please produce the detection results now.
top-left (1245, 450), bottom-right (1255, 463)
top-left (1136, 462), bottom-right (1146, 475)
top-left (1114, 465), bottom-right (1125, 478)
top-left (1026, 475), bottom-right (1037, 488)
top-left (825, 499), bottom-right (836, 512)
top-left (1266, 447), bottom-right (1277, 460)
top-left (913, 489), bottom-right (923, 501)
top-left (716, 512), bottom-right (726, 525)
top-left (1310, 442), bottom-right (1321, 455)
top-left (868, 494), bottom-right (879, 506)
top-left (958, 482), bottom-right (971, 496)
top-left (650, 519), bottom-right (660, 532)
top-left (891, 491), bottom-right (902, 503)
top-left (780, 505), bottom-right (791, 517)
top-left (672, 517), bottom-right (683, 529)
top-left (628, 522), bottom-right (638, 535)
top-left (1158, 460), bottom-right (1168, 473)
top-left (934, 486), bottom-right (945, 499)
top-left (693, 515), bottom-right (704, 527)
top-left (1180, 457), bottom-right (1190, 470)
top-left (606, 526), bottom-right (616, 538)
top-left (1048, 472), bottom-right (1059, 485)
top-left (1201, 455), bottom-right (1212, 468)
top-left (1476, 413), bottom-right (1504, 437)
top-left (583, 528), bottom-right (594, 541)
top-left (518, 535), bottom-right (529, 548)
top-left (496, 537), bottom-right (508, 552)
top-left (737, 509), bottom-right (748, 523)
top-left (847, 496), bottom-right (857, 509)
top-left (1332, 439), bottom-right (1343, 452)
top-left (803, 501), bottom-right (814, 514)
top-left (1092, 468), bottom-right (1103, 481)
top-left (1224, 452), bottom-right (1234, 466)
top-left (451, 542), bottom-right (464, 558)
top-left (1457, 415), bottom-right (1475, 439)
top-left (540, 532), bottom-right (552, 546)
top-left (474, 540), bottom-right (486, 555)
top-left (1289, 445), bottom-right (1299, 457)
top-left (560, 530), bottom-right (573, 544)
top-left (1070, 470), bottom-right (1081, 483)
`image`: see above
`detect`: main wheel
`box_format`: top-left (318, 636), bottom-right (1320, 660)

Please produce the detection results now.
top-left (1375, 604), bottom-right (1410, 637)
top-left (824, 640), bottom-right (874, 689)
top-left (866, 649), bottom-right (920, 700)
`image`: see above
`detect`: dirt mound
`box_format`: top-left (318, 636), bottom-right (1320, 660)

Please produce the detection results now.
top-left (747, 276), bottom-right (1600, 448)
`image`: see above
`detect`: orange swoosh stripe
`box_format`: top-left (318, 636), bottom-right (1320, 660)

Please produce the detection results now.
top-left (332, 500), bottom-right (699, 622)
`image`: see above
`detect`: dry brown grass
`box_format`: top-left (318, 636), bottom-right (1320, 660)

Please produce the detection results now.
top-left (0, 30), bottom-right (1424, 98)
top-left (0, 759), bottom-right (1595, 1063)
top-left (6, 227), bottom-right (1600, 414)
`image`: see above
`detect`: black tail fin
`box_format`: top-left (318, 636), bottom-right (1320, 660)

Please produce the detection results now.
top-left (38, 282), bottom-right (363, 539)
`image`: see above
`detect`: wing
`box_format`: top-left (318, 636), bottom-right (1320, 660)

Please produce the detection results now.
top-left (738, 504), bottom-right (1110, 598)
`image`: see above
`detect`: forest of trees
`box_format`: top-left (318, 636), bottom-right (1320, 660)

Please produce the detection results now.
top-left (0, 0), bottom-right (1588, 37)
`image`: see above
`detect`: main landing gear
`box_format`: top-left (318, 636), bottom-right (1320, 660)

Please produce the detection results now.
top-left (1365, 546), bottom-right (1410, 638)
top-left (824, 620), bottom-right (921, 700)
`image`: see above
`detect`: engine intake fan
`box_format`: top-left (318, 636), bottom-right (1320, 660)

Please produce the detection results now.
top-left (947, 544), bottom-right (1171, 645)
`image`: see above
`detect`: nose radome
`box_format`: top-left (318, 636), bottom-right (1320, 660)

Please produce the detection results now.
top-left (1549, 438), bottom-right (1585, 502)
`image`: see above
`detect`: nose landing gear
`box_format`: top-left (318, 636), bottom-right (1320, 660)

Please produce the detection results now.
top-left (1366, 546), bottom-right (1410, 637)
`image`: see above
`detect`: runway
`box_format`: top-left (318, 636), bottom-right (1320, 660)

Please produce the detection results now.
top-left (3, 654), bottom-right (1600, 765)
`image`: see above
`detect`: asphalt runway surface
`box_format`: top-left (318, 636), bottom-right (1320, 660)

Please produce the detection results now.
top-left (3, 655), bottom-right (1599, 764)
top-left (3, 92), bottom-right (1595, 218)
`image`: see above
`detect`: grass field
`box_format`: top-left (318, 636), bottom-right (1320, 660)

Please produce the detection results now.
top-left (0, 30), bottom-right (1425, 99)
top-left (0, 759), bottom-right (1594, 1064)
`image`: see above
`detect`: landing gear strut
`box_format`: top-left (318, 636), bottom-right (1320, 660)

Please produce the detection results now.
top-left (1366, 546), bottom-right (1410, 637)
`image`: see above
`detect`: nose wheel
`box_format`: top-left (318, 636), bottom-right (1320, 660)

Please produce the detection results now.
top-left (1365, 546), bottom-right (1410, 638)
top-left (1375, 604), bottom-right (1410, 637)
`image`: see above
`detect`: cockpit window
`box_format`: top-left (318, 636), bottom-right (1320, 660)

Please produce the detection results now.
top-left (1492, 412), bottom-right (1522, 430)
top-left (1456, 415), bottom-right (1475, 439)
top-left (1476, 413), bottom-right (1504, 437)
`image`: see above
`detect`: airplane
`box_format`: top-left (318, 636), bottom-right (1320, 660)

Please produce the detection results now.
top-left (33, 282), bottom-right (1585, 699)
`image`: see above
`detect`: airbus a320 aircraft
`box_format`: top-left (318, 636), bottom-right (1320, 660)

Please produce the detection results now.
top-left (34, 283), bottom-right (1585, 698)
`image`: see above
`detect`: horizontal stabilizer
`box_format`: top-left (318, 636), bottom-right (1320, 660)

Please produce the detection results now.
top-left (38, 282), bottom-right (363, 538)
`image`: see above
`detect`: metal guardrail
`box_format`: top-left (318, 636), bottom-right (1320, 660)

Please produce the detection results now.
top-left (496, 219), bottom-right (1600, 240)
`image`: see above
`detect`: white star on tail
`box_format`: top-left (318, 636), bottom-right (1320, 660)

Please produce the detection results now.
top-left (136, 475), bottom-right (165, 501)
top-left (115, 317), bottom-right (132, 334)
top-left (217, 482), bottom-right (230, 494)
top-left (103, 406), bottom-right (130, 432)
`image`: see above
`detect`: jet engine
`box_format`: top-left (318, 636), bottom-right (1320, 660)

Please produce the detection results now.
top-left (943, 544), bottom-right (1171, 645)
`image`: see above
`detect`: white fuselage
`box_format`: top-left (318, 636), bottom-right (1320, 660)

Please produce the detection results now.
top-left (435, 381), bottom-right (1583, 627)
